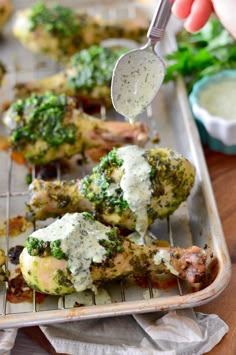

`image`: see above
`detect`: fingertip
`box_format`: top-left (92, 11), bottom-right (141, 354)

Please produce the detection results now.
top-left (184, 18), bottom-right (198, 33)
top-left (183, 0), bottom-right (213, 32)
top-left (172, 0), bottom-right (194, 19)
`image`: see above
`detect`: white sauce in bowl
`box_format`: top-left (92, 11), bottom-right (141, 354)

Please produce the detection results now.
top-left (199, 79), bottom-right (236, 120)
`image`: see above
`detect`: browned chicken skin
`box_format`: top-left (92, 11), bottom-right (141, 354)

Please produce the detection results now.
top-left (91, 241), bottom-right (207, 286)
top-left (26, 146), bottom-right (195, 232)
top-left (20, 213), bottom-right (207, 295)
top-left (14, 45), bottom-right (128, 110)
top-left (3, 93), bottom-right (149, 165)
top-left (13, 3), bottom-right (147, 62)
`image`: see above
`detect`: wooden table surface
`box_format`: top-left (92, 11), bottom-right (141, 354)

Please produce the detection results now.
top-left (19, 145), bottom-right (236, 355)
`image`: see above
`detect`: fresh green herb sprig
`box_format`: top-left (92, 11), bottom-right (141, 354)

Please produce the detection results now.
top-left (165, 17), bottom-right (236, 92)
top-left (68, 45), bottom-right (128, 91)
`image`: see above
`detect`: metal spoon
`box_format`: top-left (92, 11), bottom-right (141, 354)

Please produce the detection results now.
top-left (111, 0), bottom-right (174, 124)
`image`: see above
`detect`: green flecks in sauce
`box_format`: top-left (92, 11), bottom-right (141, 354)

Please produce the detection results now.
top-left (112, 49), bottom-right (165, 124)
top-left (9, 92), bottom-right (76, 148)
top-left (68, 45), bottom-right (128, 91)
top-left (80, 146), bottom-right (153, 234)
top-left (117, 146), bottom-right (152, 237)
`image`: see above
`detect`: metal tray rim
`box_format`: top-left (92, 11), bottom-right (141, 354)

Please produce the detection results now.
top-left (0, 2), bottom-right (232, 328)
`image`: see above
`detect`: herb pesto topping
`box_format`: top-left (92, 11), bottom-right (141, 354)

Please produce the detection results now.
top-left (68, 45), bottom-right (127, 91)
top-left (25, 237), bottom-right (66, 259)
top-left (94, 147), bottom-right (123, 174)
top-left (29, 2), bottom-right (81, 37)
top-left (144, 148), bottom-right (196, 220)
top-left (9, 92), bottom-right (76, 148)
top-left (80, 148), bottom-right (129, 215)
top-left (80, 145), bottom-right (154, 236)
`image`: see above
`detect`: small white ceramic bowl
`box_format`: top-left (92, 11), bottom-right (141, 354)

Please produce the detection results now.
top-left (189, 70), bottom-right (236, 154)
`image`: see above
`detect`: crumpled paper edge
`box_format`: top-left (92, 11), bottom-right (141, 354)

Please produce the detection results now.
top-left (0, 328), bottom-right (18, 355)
top-left (40, 310), bottom-right (229, 355)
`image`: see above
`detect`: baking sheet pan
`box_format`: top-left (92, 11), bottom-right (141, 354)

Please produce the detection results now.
top-left (0, 0), bottom-right (231, 328)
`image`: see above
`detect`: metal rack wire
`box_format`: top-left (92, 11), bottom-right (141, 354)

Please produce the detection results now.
top-left (0, 133), bottom-right (183, 318)
top-left (0, 54), bottom-right (183, 324)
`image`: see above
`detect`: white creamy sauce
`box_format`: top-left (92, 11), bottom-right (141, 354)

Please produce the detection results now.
top-left (117, 145), bottom-right (152, 237)
top-left (3, 108), bottom-right (17, 130)
top-left (106, 182), bottom-right (119, 196)
top-left (154, 249), bottom-right (179, 276)
top-left (199, 79), bottom-right (236, 120)
top-left (112, 49), bottom-right (165, 124)
top-left (30, 213), bottom-right (111, 292)
top-left (128, 230), bottom-right (156, 246)
top-left (128, 231), bottom-right (145, 245)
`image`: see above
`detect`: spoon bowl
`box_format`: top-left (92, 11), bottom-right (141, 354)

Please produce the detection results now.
top-left (111, 41), bottom-right (165, 124)
top-left (111, 0), bottom-right (174, 123)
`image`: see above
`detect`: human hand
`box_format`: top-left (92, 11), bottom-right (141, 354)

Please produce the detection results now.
top-left (172, 0), bottom-right (236, 38)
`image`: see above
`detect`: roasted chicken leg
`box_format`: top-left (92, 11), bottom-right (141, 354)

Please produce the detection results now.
top-left (27, 146), bottom-right (195, 234)
top-left (3, 92), bottom-right (149, 165)
top-left (13, 2), bottom-right (147, 62)
top-left (20, 212), bottom-right (207, 295)
top-left (14, 45), bottom-right (127, 108)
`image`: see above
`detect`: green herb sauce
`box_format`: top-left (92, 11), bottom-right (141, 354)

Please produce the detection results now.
top-left (10, 92), bottom-right (76, 148)
top-left (68, 45), bottom-right (127, 91)
top-left (25, 236), bottom-right (66, 259)
top-left (29, 2), bottom-right (81, 37)
top-left (80, 148), bottom-right (129, 215)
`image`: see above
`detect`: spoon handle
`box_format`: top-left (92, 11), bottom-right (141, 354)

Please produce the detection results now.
top-left (147, 0), bottom-right (174, 44)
